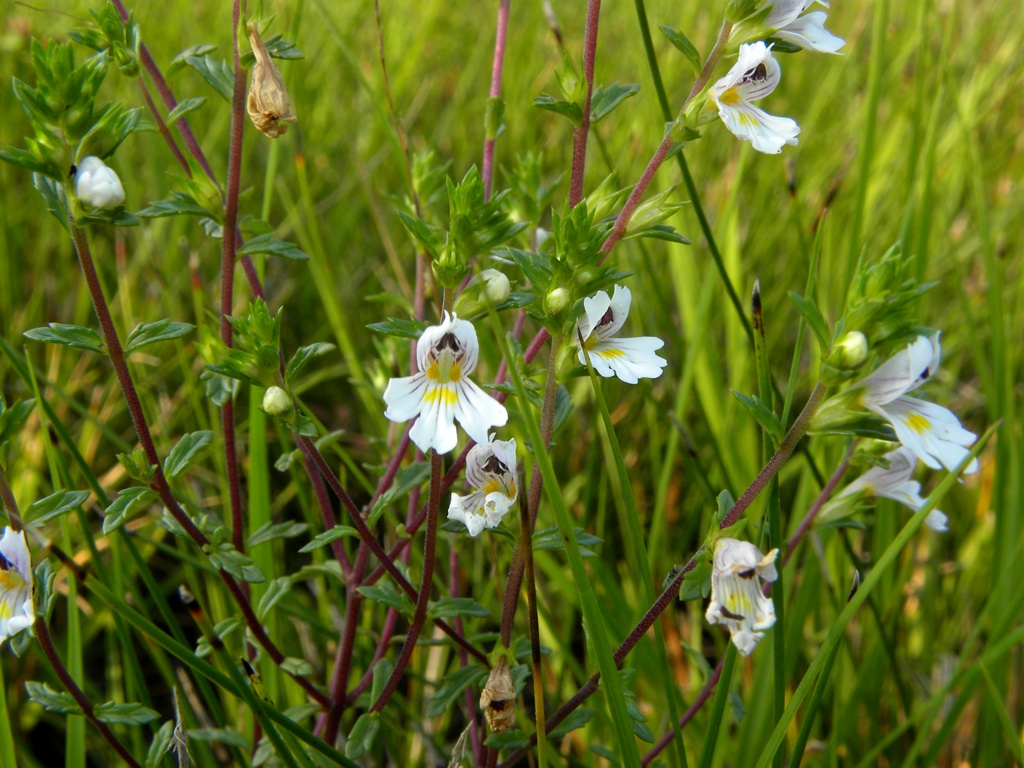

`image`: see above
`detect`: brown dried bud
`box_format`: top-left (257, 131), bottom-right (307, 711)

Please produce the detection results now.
top-left (479, 657), bottom-right (516, 733)
top-left (247, 24), bottom-right (296, 138)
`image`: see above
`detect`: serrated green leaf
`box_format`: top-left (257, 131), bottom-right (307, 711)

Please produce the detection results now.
top-left (732, 390), bottom-right (785, 444)
top-left (590, 83), bottom-right (640, 123)
top-left (0, 398), bottom-right (35, 450)
top-left (366, 317), bottom-right (427, 340)
top-left (345, 712), bottom-right (380, 760)
top-left (164, 431), bottom-right (214, 483)
top-left (623, 224), bottom-right (691, 244)
top-left (248, 521), bottom-right (308, 548)
top-left (136, 192), bottom-right (213, 219)
top-left (534, 94), bottom-right (584, 125)
top-left (678, 559), bottom-right (712, 601)
top-left (103, 487), bottom-right (157, 534)
top-left (0, 149), bottom-right (63, 182)
top-left (395, 210), bottom-right (440, 258)
top-left (184, 55), bottom-right (233, 101)
top-left (145, 721), bottom-right (174, 768)
top-left (659, 25), bottom-right (702, 74)
top-left (298, 525), bottom-right (359, 553)
top-left (789, 291), bottom-right (831, 351)
top-left (256, 576), bottom-right (293, 621)
top-left (24, 324), bottom-right (106, 354)
top-left (425, 663), bottom-right (488, 717)
top-left (241, 34), bottom-right (304, 66)
top-left (549, 707), bottom-right (595, 739)
top-left (285, 342), bottom-right (335, 383)
top-left (94, 700), bottom-right (160, 725)
top-left (532, 525), bottom-right (602, 557)
top-left (125, 320), bottom-right (195, 355)
top-left (716, 489), bottom-right (736, 524)
top-left (493, 292), bottom-right (537, 312)
top-left (485, 731), bottom-right (531, 750)
top-left (206, 545), bottom-right (265, 583)
top-left (427, 597), bottom-right (490, 620)
top-left (168, 44), bottom-right (218, 74)
top-left (357, 583), bottom-right (414, 618)
top-left (167, 96), bottom-right (206, 124)
top-left (77, 207), bottom-right (140, 228)
top-left (32, 175), bottom-right (71, 233)
top-left (34, 559), bottom-right (57, 619)
top-left (369, 658), bottom-right (394, 704)
top-left (237, 233), bottom-right (309, 261)
top-left (27, 490), bottom-right (90, 525)
top-left (25, 682), bottom-right (81, 715)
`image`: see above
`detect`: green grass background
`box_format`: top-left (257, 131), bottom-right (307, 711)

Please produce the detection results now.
top-left (0, 0), bottom-right (1021, 765)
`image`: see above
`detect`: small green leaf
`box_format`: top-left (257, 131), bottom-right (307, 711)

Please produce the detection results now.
top-left (167, 97), bottom-right (206, 124)
top-left (789, 291), bottom-right (831, 351)
top-left (27, 490), bottom-right (90, 525)
top-left (369, 658), bottom-right (394, 704)
top-left (659, 25), bottom-right (702, 74)
top-left (678, 558), bottom-right (712, 601)
top-left (125, 320), bottom-right (195, 355)
top-left (164, 431), bottom-right (214, 483)
top-left (103, 487), bottom-right (157, 534)
top-left (285, 342), bottom-right (335, 383)
top-left (298, 525), bottom-right (360, 553)
top-left (623, 224), bottom-right (691, 245)
top-left (205, 544), bottom-right (265, 583)
top-left (357, 583), bottom-right (414, 618)
top-left (32, 175), bottom-right (71, 233)
top-left (145, 721), bottom-right (174, 768)
top-left (25, 682), bottom-right (81, 715)
top-left (533, 94), bottom-right (584, 125)
top-left (345, 712), bottom-right (380, 760)
top-left (136, 192), bottom-right (213, 219)
top-left (247, 521), bottom-right (308, 548)
top-left (716, 489), bottom-right (736, 524)
top-left (237, 233), bottom-right (309, 261)
top-left (168, 44), bottom-right (218, 74)
top-left (367, 317), bottom-right (428, 340)
top-left (549, 707), bottom-right (595, 739)
top-left (241, 34), bottom-right (304, 66)
top-left (94, 700), bottom-right (161, 726)
top-left (34, 559), bottom-right (57, 619)
top-left (256, 576), bottom-right (293, 621)
top-left (280, 657), bottom-right (314, 677)
top-left (590, 83), bottom-right (640, 123)
top-left (395, 210), bottom-right (440, 258)
top-left (24, 324), bottom-right (106, 354)
top-left (427, 597), bottom-right (490, 620)
top-left (425, 663), bottom-right (488, 717)
top-left (187, 727), bottom-right (249, 748)
top-left (77, 207), bottom-right (141, 228)
top-left (532, 526), bottom-right (602, 557)
top-left (485, 731), bottom-right (531, 750)
top-left (184, 55), bottom-right (233, 101)
top-left (731, 390), bottom-right (784, 444)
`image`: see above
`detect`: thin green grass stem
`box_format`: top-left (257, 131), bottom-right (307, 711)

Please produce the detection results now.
top-left (694, 644), bottom-right (736, 768)
top-left (496, 328), bottom-right (641, 767)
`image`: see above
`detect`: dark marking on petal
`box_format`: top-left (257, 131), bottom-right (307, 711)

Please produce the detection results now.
top-left (720, 607), bottom-right (746, 621)
top-left (482, 455), bottom-right (509, 475)
top-left (739, 567), bottom-right (757, 579)
top-left (0, 553), bottom-right (12, 571)
top-left (598, 307), bottom-right (615, 327)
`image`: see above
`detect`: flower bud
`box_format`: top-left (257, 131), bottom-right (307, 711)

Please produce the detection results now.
top-left (262, 386), bottom-right (291, 416)
top-left (247, 25), bottom-right (297, 138)
top-left (544, 286), bottom-right (571, 318)
top-left (479, 269), bottom-right (511, 304)
top-left (75, 156), bottom-right (125, 209)
top-left (829, 331), bottom-right (869, 370)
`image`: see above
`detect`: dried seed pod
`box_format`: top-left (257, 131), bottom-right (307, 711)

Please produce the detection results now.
top-left (246, 24), bottom-right (296, 138)
top-left (479, 657), bottom-right (516, 733)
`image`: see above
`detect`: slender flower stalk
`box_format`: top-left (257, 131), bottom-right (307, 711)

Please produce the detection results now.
top-left (482, 0), bottom-right (511, 201)
top-left (569, 0), bottom-right (602, 206)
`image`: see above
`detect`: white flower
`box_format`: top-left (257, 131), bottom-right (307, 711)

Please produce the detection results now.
top-left (705, 538), bottom-right (778, 656)
top-left (447, 436), bottom-right (518, 536)
top-left (853, 335), bottom-right (977, 474)
top-left (763, 0), bottom-right (845, 54)
top-left (574, 285), bottom-right (668, 384)
top-left (74, 156), bottom-right (125, 209)
top-left (709, 43), bottom-right (800, 155)
top-left (829, 447), bottom-right (948, 531)
top-left (0, 527), bottom-right (34, 645)
top-left (383, 312), bottom-right (508, 455)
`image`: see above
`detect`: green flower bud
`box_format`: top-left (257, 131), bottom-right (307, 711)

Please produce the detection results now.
top-left (480, 269), bottom-right (511, 304)
top-left (544, 287), bottom-right (571, 318)
top-left (262, 386), bottom-right (292, 416)
top-left (829, 331), bottom-right (869, 370)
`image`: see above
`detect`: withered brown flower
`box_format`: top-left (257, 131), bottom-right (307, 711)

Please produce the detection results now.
top-left (479, 657), bottom-right (516, 733)
top-left (247, 24), bottom-right (296, 138)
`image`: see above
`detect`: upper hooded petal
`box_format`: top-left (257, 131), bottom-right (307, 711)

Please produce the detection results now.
top-left (578, 290), bottom-right (612, 345)
top-left (855, 336), bottom-right (939, 406)
top-left (775, 11), bottom-right (845, 54)
top-left (712, 43), bottom-right (784, 104)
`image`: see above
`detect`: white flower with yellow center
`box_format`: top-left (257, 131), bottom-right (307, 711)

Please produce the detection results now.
top-left (0, 527), bottom-right (34, 645)
top-left (705, 538), bottom-right (778, 656)
top-left (852, 335), bottom-right (977, 474)
top-left (574, 285), bottom-right (667, 384)
top-left (448, 436), bottom-right (518, 537)
top-left (827, 447), bottom-right (948, 531)
top-left (763, 0), bottom-right (845, 54)
top-left (383, 312), bottom-right (508, 455)
top-left (710, 42), bottom-right (800, 155)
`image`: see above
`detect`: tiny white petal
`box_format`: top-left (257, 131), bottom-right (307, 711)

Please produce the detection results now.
top-left (774, 11), bottom-right (845, 54)
top-left (0, 527), bottom-right (34, 645)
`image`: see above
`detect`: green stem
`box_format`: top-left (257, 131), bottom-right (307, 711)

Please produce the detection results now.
top-left (694, 644), bottom-right (736, 768)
